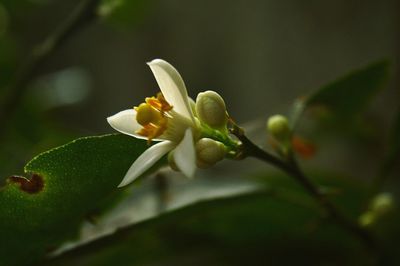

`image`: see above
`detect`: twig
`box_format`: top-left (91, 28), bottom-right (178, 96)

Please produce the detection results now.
top-left (0, 0), bottom-right (101, 140)
top-left (230, 124), bottom-right (378, 250)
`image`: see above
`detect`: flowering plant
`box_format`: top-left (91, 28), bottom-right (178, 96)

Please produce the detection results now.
top-left (1, 57), bottom-right (397, 266)
top-left (108, 59), bottom-right (236, 186)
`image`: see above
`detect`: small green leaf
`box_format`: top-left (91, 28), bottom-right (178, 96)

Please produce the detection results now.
top-left (291, 60), bottom-right (389, 128)
top-left (0, 134), bottom-right (160, 266)
top-left (307, 61), bottom-right (389, 116)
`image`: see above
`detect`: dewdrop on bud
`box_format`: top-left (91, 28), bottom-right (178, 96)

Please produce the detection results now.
top-left (195, 90), bottom-right (228, 129)
top-left (267, 114), bottom-right (291, 142)
top-left (195, 138), bottom-right (226, 168)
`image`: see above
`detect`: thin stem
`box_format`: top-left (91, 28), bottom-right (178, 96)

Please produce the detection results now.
top-left (0, 0), bottom-right (101, 140)
top-left (230, 124), bottom-right (377, 250)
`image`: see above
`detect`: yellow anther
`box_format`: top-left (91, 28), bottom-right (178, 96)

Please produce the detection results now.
top-left (135, 93), bottom-right (173, 143)
top-left (137, 123), bottom-right (166, 143)
top-left (135, 103), bottom-right (163, 126)
top-left (146, 92), bottom-right (173, 112)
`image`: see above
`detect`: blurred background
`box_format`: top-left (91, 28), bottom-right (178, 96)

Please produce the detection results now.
top-left (0, 0), bottom-right (399, 265)
top-left (0, 0), bottom-right (399, 176)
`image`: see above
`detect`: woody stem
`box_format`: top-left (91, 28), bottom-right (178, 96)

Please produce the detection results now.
top-left (229, 124), bottom-right (378, 251)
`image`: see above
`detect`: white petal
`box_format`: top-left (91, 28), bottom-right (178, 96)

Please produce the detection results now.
top-left (173, 128), bottom-right (196, 178)
top-left (147, 59), bottom-right (195, 124)
top-left (107, 109), bottom-right (165, 141)
top-left (107, 109), bottom-right (145, 139)
top-left (118, 141), bottom-right (175, 187)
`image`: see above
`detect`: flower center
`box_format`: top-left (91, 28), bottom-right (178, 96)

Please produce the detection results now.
top-left (135, 93), bottom-right (172, 142)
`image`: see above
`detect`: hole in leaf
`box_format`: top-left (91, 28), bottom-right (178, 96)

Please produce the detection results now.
top-left (7, 174), bottom-right (44, 194)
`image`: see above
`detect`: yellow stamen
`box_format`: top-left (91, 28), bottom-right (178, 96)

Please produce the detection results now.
top-left (134, 93), bottom-right (172, 143)
top-left (135, 103), bottom-right (163, 126)
top-left (146, 92), bottom-right (173, 112)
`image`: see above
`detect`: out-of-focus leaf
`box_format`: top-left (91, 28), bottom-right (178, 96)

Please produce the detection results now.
top-left (253, 171), bottom-right (370, 220)
top-left (44, 171), bottom-right (378, 266)
top-left (291, 61), bottom-right (389, 128)
top-left (0, 4), bottom-right (9, 36)
top-left (307, 61), bottom-right (389, 116)
top-left (381, 110), bottom-right (400, 177)
top-left (0, 0), bottom-right (37, 20)
top-left (98, 0), bottom-right (149, 28)
top-left (0, 134), bottom-right (161, 266)
top-left (0, 36), bottom-right (17, 88)
top-left (0, 94), bottom-right (80, 179)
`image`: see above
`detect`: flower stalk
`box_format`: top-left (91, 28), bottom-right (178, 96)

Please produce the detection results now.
top-left (229, 122), bottom-right (378, 251)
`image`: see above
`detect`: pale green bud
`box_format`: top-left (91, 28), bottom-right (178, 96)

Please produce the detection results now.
top-left (359, 211), bottom-right (375, 227)
top-left (267, 114), bottom-right (291, 142)
top-left (195, 90), bottom-right (228, 129)
top-left (195, 138), bottom-right (226, 168)
top-left (370, 193), bottom-right (394, 215)
top-left (359, 193), bottom-right (395, 227)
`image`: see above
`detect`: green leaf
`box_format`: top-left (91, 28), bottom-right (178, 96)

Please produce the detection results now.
top-left (307, 61), bottom-right (389, 116)
top-left (43, 171), bottom-right (378, 266)
top-left (0, 36), bottom-right (17, 88)
top-left (291, 60), bottom-right (389, 128)
top-left (0, 134), bottom-right (159, 266)
top-left (382, 110), bottom-right (400, 175)
top-left (45, 179), bottom-right (375, 266)
top-left (98, 0), bottom-right (149, 28)
top-left (374, 109), bottom-right (400, 188)
top-left (252, 171), bottom-right (370, 220)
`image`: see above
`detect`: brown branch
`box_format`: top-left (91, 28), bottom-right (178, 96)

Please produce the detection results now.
top-left (230, 123), bottom-right (378, 251)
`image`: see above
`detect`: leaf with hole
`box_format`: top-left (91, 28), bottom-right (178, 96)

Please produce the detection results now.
top-left (0, 134), bottom-right (162, 266)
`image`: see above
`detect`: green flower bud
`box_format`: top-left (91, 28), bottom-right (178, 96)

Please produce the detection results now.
top-left (195, 90), bottom-right (228, 129)
top-left (359, 192), bottom-right (395, 227)
top-left (267, 114), bottom-right (291, 142)
top-left (370, 193), bottom-right (394, 215)
top-left (359, 211), bottom-right (375, 227)
top-left (195, 138), bottom-right (226, 168)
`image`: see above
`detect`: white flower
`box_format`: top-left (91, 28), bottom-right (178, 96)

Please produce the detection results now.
top-left (107, 59), bottom-right (200, 187)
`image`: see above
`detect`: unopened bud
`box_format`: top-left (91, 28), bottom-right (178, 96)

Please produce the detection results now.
top-left (359, 211), bottom-right (374, 227)
top-left (195, 138), bottom-right (226, 168)
top-left (195, 90), bottom-right (228, 129)
top-left (359, 192), bottom-right (395, 227)
top-left (370, 193), bottom-right (394, 215)
top-left (267, 114), bottom-right (291, 142)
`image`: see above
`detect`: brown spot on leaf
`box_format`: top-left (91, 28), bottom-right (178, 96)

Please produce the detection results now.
top-left (8, 174), bottom-right (44, 194)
